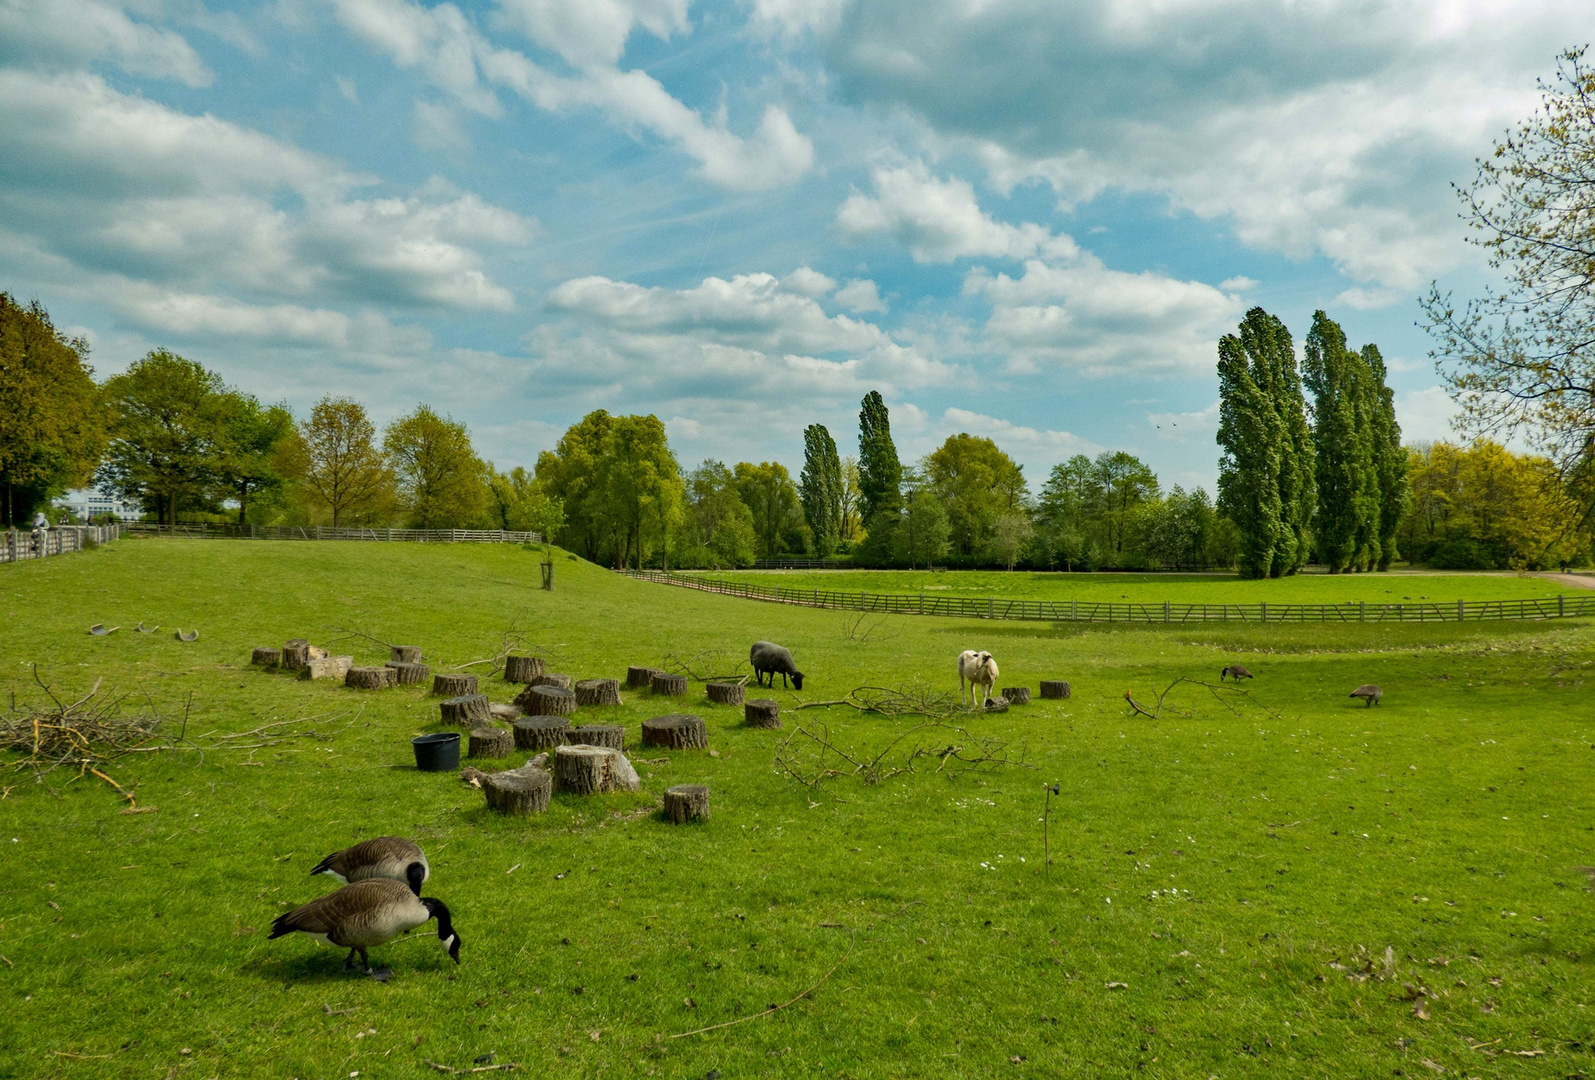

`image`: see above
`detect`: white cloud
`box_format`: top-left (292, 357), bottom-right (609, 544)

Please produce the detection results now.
top-left (744, 0), bottom-right (848, 39)
top-left (333, 0), bottom-right (813, 189)
top-left (835, 162), bottom-right (1078, 263)
top-left (413, 98), bottom-right (470, 152)
top-left (938, 407), bottom-right (1101, 457)
top-left (781, 265), bottom-right (836, 297)
top-left (834, 277), bottom-right (885, 313)
top-left (1220, 276), bottom-right (1257, 292)
top-left (1145, 401), bottom-right (1219, 444)
top-left (1395, 385), bottom-right (1459, 444)
top-left (1336, 285), bottom-right (1402, 310)
top-left (490, 0), bottom-right (690, 69)
top-left (0, 0), bottom-right (213, 85)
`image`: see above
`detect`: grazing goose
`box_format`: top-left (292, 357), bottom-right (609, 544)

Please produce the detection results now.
top-left (269, 878), bottom-right (460, 973)
top-left (1220, 664), bottom-right (1253, 682)
top-left (311, 837), bottom-right (428, 895)
top-left (1350, 684), bottom-right (1383, 707)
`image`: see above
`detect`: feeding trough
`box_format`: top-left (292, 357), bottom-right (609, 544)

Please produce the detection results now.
top-left (411, 732), bottom-right (461, 772)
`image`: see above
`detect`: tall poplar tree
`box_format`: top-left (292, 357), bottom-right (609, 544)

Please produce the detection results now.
top-left (1216, 326), bottom-right (1284, 578)
top-left (1361, 345), bottom-right (1408, 569)
top-left (857, 391), bottom-right (902, 523)
top-left (1304, 312), bottom-right (1379, 572)
top-left (799, 423), bottom-right (843, 557)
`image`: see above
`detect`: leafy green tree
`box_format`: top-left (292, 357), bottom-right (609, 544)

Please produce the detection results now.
top-left (1420, 48), bottom-right (1595, 501)
top-left (97, 350), bottom-right (234, 526)
top-left (735, 460), bottom-right (805, 559)
top-left (923, 433), bottom-right (1029, 563)
top-left (0, 294), bottom-right (105, 526)
top-left (1092, 451), bottom-right (1158, 558)
top-left (216, 397), bottom-right (294, 526)
top-left (1361, 345), bottom-right (1408, 569)
top-left (1139, 486), bottom-right (1219, 570)
top-left (592, 414), bottom-right (683, 569)
top-left (1216, 318), bottom-right (1284, 578)
top-left (286, 396), bottom-right (397, 527)
top-left (1303, 313), bottom-right (1377, 571)
top-left (893, 487), bottom-right (950, 569)
top-left (799, 423), bottom-right (843, 557)
top-left (989, 512), bottom-right (1034, 571)
top-left (676, 460), bottom-right (757, 568)
top-left (839, 455), bottom-right (863, 543)
top-left (383, 405), bottom-right (488, 528)
top-left (534, 410), bottom-right (613, 561)
top-left (857, 391), bottom-right (902, 524)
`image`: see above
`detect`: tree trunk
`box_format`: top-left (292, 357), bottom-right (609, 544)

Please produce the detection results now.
top-left (483, 766), bottom-right (552, 816)
top-left (386, 661), bottom-right (431, 686)
top-left (553, 744), bottom-right (640, 794)
top-left (440, 693), bottom-right (492, 725)
top-left (345, 666), bottom-right (397, 689)
top-left (1039, 680), bottom-right (1071, 699)
top-left (304, 655), bottom-right (353, 681)
top-left (663, 784), bottom-right (710, 824)
top-left (1000, 687), bottom-right (1031, 705)
top-left (504, 655), bottom-right (545, 683)
top-left (432, 673), bottom-right (478, 697)
top-left (706, 682), bottom-right (745, 706)
top-left (575, 678), bottom-right (621, 706)
top-left (513, 676), bottom-right (571, 711)
top-left (625, 666), bottom-right (659, 689)
top-left (527, 672), bottom-right (573, 690)
top-left (641, 714), bottom-right (708, 750)
top-left (513, 716), bottom-right (571, 750)
top-left (251, 647), bottom-right (280, 667)
top-left (744, 699), bottom-right (781, 729)
top-left (468, 727), bottom-right (514, 759)
top-left (281, 639), bottom-right (310, 671)
top-left (567, 724), bottom-right (624, 750)
top-left (649, 672), bottom-right (688, 696)
top-left (237, 481), bottom-right (248, 527)
top-left (525, 685), bottom-right (576, 715)
top-left (390, 645), bottom-right (423, 663)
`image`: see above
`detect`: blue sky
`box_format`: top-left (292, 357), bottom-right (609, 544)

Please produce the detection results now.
top-left (3, 0), bottom-right (1590, 494)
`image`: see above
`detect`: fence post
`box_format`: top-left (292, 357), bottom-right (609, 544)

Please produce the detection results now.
top-left (1458, 598), bottom-right (1465, 622)
top-left (1260, 601), bottom-right (1267, 623)
top-left (1164, 600), bottom-right (1170, 622)
top-left (1559, 595), bottom-right (1565, 618)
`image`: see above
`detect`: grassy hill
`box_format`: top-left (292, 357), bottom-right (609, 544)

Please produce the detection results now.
top-left (2, 538), bottom-right (1592, 1078)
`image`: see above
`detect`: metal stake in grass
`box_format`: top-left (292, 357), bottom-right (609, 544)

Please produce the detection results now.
top-left (1043, 783), bottom-right (1059, 876)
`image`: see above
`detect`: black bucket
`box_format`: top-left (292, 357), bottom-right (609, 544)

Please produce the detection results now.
top-left (412, 732), bottom-right (460, 772)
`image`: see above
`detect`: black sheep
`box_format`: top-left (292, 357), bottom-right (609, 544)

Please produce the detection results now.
top-left (750, 641), bottom-right (804, 690)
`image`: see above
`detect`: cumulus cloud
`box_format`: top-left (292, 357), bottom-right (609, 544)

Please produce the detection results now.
top-left (332, 0), bottom-right (813, 189)
top-left (0, 70), bottom-right (533, 313)
top-left (814, 0), bottom-right (1584, 289)
top-left (1145, 401), bottom-right (1219, 444)
top-left (0, 0), bottom-right (213, 85)
top-left (938, 407), bottom-right (1100, 458)
top-left (781, 265), bottom-right (836, 297)
top-left (1396, 385), bottom-right (1459, 444)
top-left (490, 0), bottom-right (690, 69)
top-left (835, 162), bottom-right (1078, 263)
top-left (834, 277), bottom-right (886, 313)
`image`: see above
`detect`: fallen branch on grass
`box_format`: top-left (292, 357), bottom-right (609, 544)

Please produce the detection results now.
top-left (672, 928), bottom-right (856, 1039)
top-left (658, 649), bottom-right (747, 684)
top-left (423, 1060), bottom-right (520, 1074)
top-left (775, 714), bottom-right (1028, 788)
top-left (1123, 677), bottom-right (1284, 721)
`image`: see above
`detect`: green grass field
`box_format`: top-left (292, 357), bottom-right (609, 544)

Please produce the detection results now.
top-left (3, 539), bottom-right (1593, 1079)
top-left (683, 568), bottom-right (1587, 606)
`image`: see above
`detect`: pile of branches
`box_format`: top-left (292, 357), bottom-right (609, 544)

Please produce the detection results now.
top-left (774, 684), bottom-right (1029, 787)
top-left (1123, 677), bottom-right (1284, 720)
top-left (1, 674), bottom-right (172, 806)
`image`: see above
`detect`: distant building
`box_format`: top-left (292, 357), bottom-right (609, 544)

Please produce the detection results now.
top-left (58, 488), bottom-right (141, 521)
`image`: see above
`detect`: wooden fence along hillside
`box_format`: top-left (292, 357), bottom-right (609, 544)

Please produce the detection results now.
top-left (122, 523), bottom-right (542, 543)
top-left (2, 524), bottom-right (121, 564)
top-left (622, 569), bottom-right (1595, 624)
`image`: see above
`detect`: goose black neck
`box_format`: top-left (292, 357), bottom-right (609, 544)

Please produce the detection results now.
top-left (406, 862), bottom-right (425, 896)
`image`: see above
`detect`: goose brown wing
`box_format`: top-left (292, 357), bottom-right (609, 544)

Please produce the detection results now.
top-left (270, 879), bottom-right (427, 946)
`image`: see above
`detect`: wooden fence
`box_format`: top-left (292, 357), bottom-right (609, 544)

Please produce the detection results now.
top-left (2, 524), bottom-right (121, 564)
top-left (621, 569), bottom-right (1595, 624)
top-left (122, 523), bottom-right (541, 543)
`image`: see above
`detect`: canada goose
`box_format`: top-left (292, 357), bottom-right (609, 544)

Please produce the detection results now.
top-left (1350, 684), bottom-right (1382, 707)
top-left (311, 837), bottom-right (428, 896)
top-left (269, 878), bottom-right (460, 973)
top-left (1220, 664), bottom-right (1253, 681)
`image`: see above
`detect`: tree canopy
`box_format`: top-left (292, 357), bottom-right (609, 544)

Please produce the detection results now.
top-left (383, 405), bottom-right (488, 529)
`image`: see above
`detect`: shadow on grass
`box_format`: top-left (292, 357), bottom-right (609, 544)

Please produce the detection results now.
top-left (242, 945), bottom-right (455, 985)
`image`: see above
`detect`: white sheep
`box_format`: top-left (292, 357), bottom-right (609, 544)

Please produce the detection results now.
top-left (957, 649), bottom-right (999, 707)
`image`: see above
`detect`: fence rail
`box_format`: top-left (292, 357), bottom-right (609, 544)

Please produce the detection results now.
top-left (753, 558), bottom-right (855, 570)
top-left (621, 569), bottom-right (1595, 624)
top-left (121, 522), bottom-right (541, 543)
top-left (2, 524), bottom-right (121, 564)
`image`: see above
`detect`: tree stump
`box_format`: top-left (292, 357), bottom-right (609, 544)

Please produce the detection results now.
top-left (527, 672), bottom-right (573, 691)
top-left (513, 716), bottom-right (571, 750)
top-left (575, 678), bottom-right (622, 707)
top-left (706, 682), bottom-right (745, 706)
top-left (1000, 686), bottom-right (1031, 705)
top-left (982, 695), bottom-right (1009, 713)
top-left (744, 699), bottom-right (781, 729)
top-left (526, 685), bottom-right (576, 716)
top-left (440, 694), bottom-right (492, 726)
top-left (568, 724), bottom-right (625, 750)
top-left (390, 645), bottom-right (422, 664)
top-left (625, 666), bottom-right (658, 689)
top-left (489, 703), bottom-right (521, 722)
top-left (553, 744), bottom-right (640, 794)
top-left (650, 672), bottom-right (688, 696)
top-left (483, 766), bottom-right (552, 816)
top-left (642, 714), bottom-right (708, 750)
top-left (306, 645), bottom-right (328, 661)
top-left (504, 655), bottom-right (545, 683)
top-left (386, 661), bottom-right (431, 686)
top-left (433, 673), bottom-right (477, 697)
top-left (304, 655), bottom-right (353, 681)
top-left (252, 647), bottom-right (280, 667)
top-left (469, 727), bottom-right (514, 759)
top-left (281, 640), bottom-right (310, 671)
top-left (663, 784), bottom-right (710, 824)
top-left (346, 666), bottom-right (397, 689)
top-left (1039, 680), bottom-right (1071, 700)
